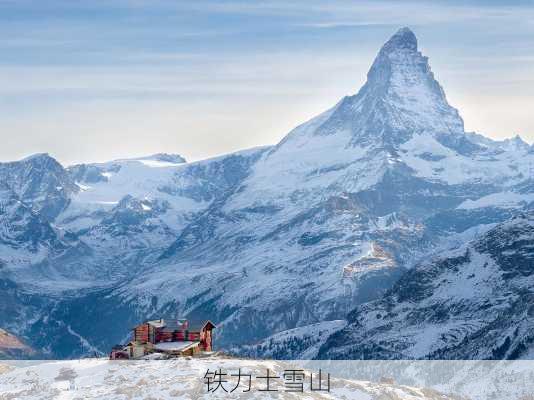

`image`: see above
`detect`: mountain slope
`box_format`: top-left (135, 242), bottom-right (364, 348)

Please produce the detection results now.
top-left (0, 329), bottom-right (35, 359)
top-left (318, 213), bottom-right (534, 359)
top-left (0, 181), bottom-right (70, 267)
top-left (0, 148), bottom-right (273, 358)
top-left (235, 320), bottom-right (347, 360)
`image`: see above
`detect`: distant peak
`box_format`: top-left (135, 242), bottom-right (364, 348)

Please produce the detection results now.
top-left (18, 153), bottom-right (64, 168)
top-left (380, 27), bottom-right (417, 53)
top-left (21, 153), bottom-right (52, 162)
top-left (304, 26), bottom-right (465, 147)
top-left (365, 26), bottom-right (428, 90)
top-left (502, 134), bottom-right (529, 150)
top-left (504, 134), bottom-right (526, 144)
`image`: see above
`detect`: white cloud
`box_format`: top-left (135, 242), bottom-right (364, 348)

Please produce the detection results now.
top-left (1, 0), bottom-right (533, 164)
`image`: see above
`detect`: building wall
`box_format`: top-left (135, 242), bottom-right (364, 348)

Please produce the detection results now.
top-left (134, 324), bottom-right (157, 344)
top-left (204, 329), bottom-right (212, 351)
top-left (134, 324), bottom-right (149, 343)
top-left (132, 344), bottom-right (145, 359)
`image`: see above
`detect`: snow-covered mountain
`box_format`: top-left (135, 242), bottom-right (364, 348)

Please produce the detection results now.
top-left (318, 212), bottom-right (534, 360)
top-left (235, 320), bottom-right (347, 360)
top-left (0, 153), bottom-right (79, 221)
top-left (0, 181), bottom-right (66, 266)
top-left (0, 27), bottom-right (533, 359)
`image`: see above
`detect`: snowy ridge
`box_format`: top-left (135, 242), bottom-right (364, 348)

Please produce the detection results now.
top-left (319, 213), bottom-right (534, 360)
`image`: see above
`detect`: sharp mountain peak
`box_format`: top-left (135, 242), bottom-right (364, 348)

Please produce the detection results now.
top-left (278, 27), bottom-right (466, 149)
top-left (380, 26), bottom-right (418, 53)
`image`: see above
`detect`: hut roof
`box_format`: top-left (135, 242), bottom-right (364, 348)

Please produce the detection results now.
top-left (146, 320), bottom-right (165, 328)
top-left (188, 320), bottom-right (216, 332)
top-left (153, 341), bottom-right (199, 353)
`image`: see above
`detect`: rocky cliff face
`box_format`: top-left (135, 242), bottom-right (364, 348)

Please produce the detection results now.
top-left (0, 153), bottom-right (79, 221)
top-left (0, 329), bottom-right (35, 359)
top-left (318, 213), bottom-right (534, 360)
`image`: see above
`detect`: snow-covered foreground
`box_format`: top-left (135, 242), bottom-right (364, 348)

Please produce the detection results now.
top-left (0, 357), bottom-right (454, 399)
top-left (3, 358), bottom-right (534, 399)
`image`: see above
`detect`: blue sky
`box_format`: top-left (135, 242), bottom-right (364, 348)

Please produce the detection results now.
top-left (1, 0), bottom-right (533, 164)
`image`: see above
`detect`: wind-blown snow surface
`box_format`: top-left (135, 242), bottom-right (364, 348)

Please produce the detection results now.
top-left (1, 27), bottom-right (534, 358)
top-left (0, 358), bottom-right (457, 400)
top-left (3, 358), bottom-right (534, 400)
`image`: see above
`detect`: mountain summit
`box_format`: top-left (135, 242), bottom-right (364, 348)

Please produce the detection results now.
top-left (296, 27), bottom-right (466, 148)
top-left (380, 26), bottom-right (417, 52)
top-left (234, 28), bottom-right (474, 209)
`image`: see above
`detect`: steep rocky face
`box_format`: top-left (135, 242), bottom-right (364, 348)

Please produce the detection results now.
top-left (0, 154), bottom-right (78, 221)
top-left (0, 182), bottom-right (67, 266)
top-left (318, 213), bottom-right (534, 360)
top-left (0, 329), bottom-right (35, 359)
top-left (317, 27), bottom-right (465, 149)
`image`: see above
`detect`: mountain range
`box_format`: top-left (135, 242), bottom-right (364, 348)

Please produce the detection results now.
top-left (0, 27), bottom-right (533, 359)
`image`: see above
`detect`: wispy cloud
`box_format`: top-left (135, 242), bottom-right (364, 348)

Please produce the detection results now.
top-left (0, 0), bottom-right (533, 164)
